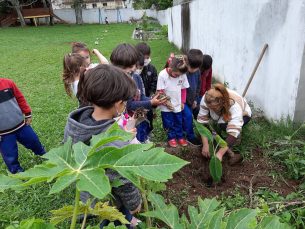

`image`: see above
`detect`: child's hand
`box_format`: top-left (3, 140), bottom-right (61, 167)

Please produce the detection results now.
top-left (25, 118), bottom-right (32, 126)
top-left (192, 101), bottom-right (197, 109)
top-left (92, 49), bottom-right (100, 55)
top-left (123, 125), bottom-right (137, 139)
top-left (151, 94), bottom-right (167, 106)
top-left (167, 104), bottom-right (174, 110)
top-left (181, 103), bottom-right (185, 111)
top-left (202, 144), bottom-right (211, 158)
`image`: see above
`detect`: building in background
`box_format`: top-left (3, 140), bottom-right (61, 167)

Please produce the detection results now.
top-left (53, 0), bottom-right (129, 9)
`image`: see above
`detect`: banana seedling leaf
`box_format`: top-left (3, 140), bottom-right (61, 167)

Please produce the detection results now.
top-left (187, 198), bottom-right (220, 229)
top-left (19, 218), bottom-right (56, 229)
top-left (209, 156), bottom-right (222, 182)
top-left (195, 121), bottom-right (213, 143)
top-left (209, 142), bottom-right (214, 157)
top-left (0, 174), bottom-right (28, 192)
top-left (142, 193), bottom-right (185, 229)
top-left (254, 216), bottom-right (291, 229)
top-left (216, 135), bottom-right (227, 148)
top-left (225, 209), bottom-right (259, 229)
top-left (208, 208), bottom-right (225, 229)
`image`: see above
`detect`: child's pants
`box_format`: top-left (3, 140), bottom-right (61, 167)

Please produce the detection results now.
top-left (161, 111), bottom-right (183, 141)
top-left (136, 120), bottom-right (148, 142)
top-left (146, 109), bottom-right (154, 134)
top-left (0, 125), bottom-right (45, 174)
top-left (182, 105), bottom-right (195, 140)
top-left (100, 205), bottom-right (132, 229)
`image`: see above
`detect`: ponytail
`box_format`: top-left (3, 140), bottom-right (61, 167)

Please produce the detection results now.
top-left (163, 53), bottom-right (188, 74)
top-left (213, 84), bottom-right (231, 122)
top-left (76, 68), bottom-right (88, 104)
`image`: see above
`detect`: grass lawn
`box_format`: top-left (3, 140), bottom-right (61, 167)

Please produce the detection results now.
top-left (0, 23), bottom-right (305, 228)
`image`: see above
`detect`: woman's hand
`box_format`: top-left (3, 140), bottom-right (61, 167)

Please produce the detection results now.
top-left (201, 144), bottom-right (211, 158)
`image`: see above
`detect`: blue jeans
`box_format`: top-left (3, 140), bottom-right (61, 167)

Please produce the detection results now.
top-left (136, 120), bottom-right (148, 142)
top-left (146, 109), bottom-right (154, 134)
top-left (161, 111), bottom-right (183, 141)
top-left (197, 96), bottom-right (203, 105)
top-left (0, 125), bottom-right (45, 174)
top-left (181, 105), bottom-right (195, 140)
top-left (100, 205), bottom-right (132, 228)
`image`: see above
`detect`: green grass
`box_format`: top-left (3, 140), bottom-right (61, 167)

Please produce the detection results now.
top-left (0, 23), bottom-right (181, 228)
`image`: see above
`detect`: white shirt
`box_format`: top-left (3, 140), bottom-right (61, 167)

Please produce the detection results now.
top-left (71, 80), bottom-right (79, 96)
top-left (157, 68), bottom-right (189, 113)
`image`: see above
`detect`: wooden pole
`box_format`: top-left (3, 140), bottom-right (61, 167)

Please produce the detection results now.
top-left (242, 44), bottom-right (268, 97)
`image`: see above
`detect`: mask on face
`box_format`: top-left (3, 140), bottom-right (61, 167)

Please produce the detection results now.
top-left (144, 58), bottom-right (151, 66)
top-left (116, 106), bottom-right (126, 117)
top-left (135, 69), bottom-right (143, 75)
top-left (127, 67), bottom-right (136, 76)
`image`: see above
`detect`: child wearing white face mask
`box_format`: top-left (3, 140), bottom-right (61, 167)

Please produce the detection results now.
top-left (135, 42), bottom-right (158, 138)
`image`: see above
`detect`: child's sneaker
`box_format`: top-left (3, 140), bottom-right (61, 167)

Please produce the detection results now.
top-left (186, 138), bottom-right (202, 146)
top-left (168, 139), bottom-right (178, 147)
top-left (141, 139), bottom-right (152, 144)
top-left (147, 132), bottom-right (155, 139)
top-left (177, 139), bottom-right (188, 146)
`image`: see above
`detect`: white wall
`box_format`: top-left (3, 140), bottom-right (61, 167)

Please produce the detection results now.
top-left (164, 0), bottom-right (305, 121)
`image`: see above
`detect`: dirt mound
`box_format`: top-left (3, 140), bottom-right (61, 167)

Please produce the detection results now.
top-left (155, 142), bottom-right (301, 216)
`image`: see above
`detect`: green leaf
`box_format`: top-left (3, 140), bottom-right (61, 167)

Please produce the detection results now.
top-left (209, 156), bottom-right (222, 182)
top-left (195, 120), bottom-right (213, 143)
top-left (111, 177), bottom-right (124, 188)
top-left (0, 174), bottom-right (28, 192)
top-left (209, 142), bottom-right (215, 157)
top-left (208, 208), bottom-right (225, 229)
top-left (103, 223), bottom-right (127, 229)
top-left (225, 209), bottom-right (259, 229)
top-left (254, 216), bottom-right (291, 229)
top-left (216, 135), bottom-right (227, 148)
top-left (142, 193), bottom-right (185, 229)
top-left (187, 198), bottom-right (220, 229)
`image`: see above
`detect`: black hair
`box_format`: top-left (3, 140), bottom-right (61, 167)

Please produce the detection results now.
top-left (186, 49), bottom-right (204, 69)
top-left (137, 53), bottom-right (145, 67)
top-left (201, 54), bottom-right (213, 70)
top-left (110, 43), bottom-right (139, 68)
top-left (135, 42), bottom-right (151, 56)
top-left (77, 65), bottom-right (137, 109)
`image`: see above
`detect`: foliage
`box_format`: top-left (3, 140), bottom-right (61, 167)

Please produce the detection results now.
top-left (5, 218), bottom-right (56, 229)
top-left (273, 122), bottom-right (305, 179)
top-left (194, 120), bottom-right (226, 182)
top-left (142, 192), bottom-right (290, 229)
top-left (133, 0), bottom-right (173, 10)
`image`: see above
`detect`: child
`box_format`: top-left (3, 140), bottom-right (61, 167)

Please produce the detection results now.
top-left (194, 54), bottom-right (213, 120)
top-left (110, 43), bottom-right (166, 144)
top-left (63, 65), bottom-right (141, 228)
top-left (181, 49), bottom-right (203, 146)
top-left (135, 42), bottom-right (158, 138)
top-left (157, 54), bottom-right (189, 147)
top-left (72, 42), bottom-right (109, 68)
top-left (0, 78), bottom-right (46, 174)
top-left (105, 17), bottom-right (109, 25)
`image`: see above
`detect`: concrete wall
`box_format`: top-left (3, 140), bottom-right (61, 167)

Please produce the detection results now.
top-left (165, 0), bottom-right (305, 122)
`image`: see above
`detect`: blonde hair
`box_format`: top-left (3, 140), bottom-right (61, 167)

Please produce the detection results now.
top-left (204, 83), bottom-right (232, 122)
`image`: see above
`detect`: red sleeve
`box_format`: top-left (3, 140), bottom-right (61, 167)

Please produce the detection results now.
top-left (10, 81), bottom-right (31, 116)
top-left (181, 88), bottom-right (187, 103)
top-left (205, 67), bottom-right (212, 92)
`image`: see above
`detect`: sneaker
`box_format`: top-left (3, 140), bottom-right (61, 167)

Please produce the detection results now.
top-left (186, 138), bottom-right (202, 146)
top-left (177, 139), bottom-right (188, 146)
top-left (141, 139), bottom-right (152, 144)
top-left (147, 132), bottom-right (155, 139)
top-left (168, 139), bottom-right (178, 147)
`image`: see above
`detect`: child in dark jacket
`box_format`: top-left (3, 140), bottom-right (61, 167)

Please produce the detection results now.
top-left (0, 78), bottom-right (45, 174)
top-left (182, 49), bottom-right (204, 146)
top-left (110, 43), bottom-right (166, 143)
top-left (62, 65), bottom-right (141, 228)
top-left (135, 42), bottom-right (158, 138)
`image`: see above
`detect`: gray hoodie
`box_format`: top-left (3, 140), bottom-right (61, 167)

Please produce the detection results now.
top-left (63, 107), bottom-right (142, 211)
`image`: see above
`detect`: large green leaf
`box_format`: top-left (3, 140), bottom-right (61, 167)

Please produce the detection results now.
top-left (209, 156), bottom-right (222, 182)
top-left (194, 121), bottom-right (213, 143)
top-left (215, 135), bottom-right (227, 148)
top-left (103, 223), bottom-right (127, 229)
top-left (142, 193), bottom-right (185, 229)
top-left (254, 216), bottom-right (291, 229)
top-left (208, 208), bottom-right (225, 229)
top-left (187, 198), bottom-right (220, 229)
top-left (0, 174), bottom-right (28, 192)
top-left (209, 142), bottom-right (214, 157)
top-left (225, 209), bottom-right (259, 229)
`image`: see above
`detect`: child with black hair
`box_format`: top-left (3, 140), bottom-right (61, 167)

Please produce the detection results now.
top-left (157, 54), bottom-right (190, 148)
top-left (110, 43), bottom-right (166, 144)
top-left (63, 65), bottom-right (141, 228)
top-left (181, 49), bottom-right (203, 146)
top-left (135, 42), bottom-right (158, 139)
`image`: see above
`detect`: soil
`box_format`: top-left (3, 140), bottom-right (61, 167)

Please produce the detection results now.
top-left (154, 142), bottom-right (301, 217)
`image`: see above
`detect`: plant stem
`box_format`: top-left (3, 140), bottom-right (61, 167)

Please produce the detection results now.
top-left (140, 177), bottom-right (152, 228)
top-left (70, 186), bottom-right (81, 229)
top-left (81, 209), bottom-right (87, 229)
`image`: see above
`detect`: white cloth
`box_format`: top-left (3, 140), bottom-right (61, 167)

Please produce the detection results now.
top-left (71, 80), bottom-right (79, 96)
top-left (197, 88), bottom-right (252, 137)
top-left (157, 69), bottom-right (189, 113)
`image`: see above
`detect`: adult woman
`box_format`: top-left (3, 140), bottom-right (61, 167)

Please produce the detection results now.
top-left (197, 83), bottom-right (251, 161)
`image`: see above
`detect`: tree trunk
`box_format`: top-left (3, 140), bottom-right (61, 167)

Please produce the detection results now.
top-left (9, 0), bottom-right (26, 27)
top-left (75, 5), bottom-right (83, 25)
top-left (42, 0), bottom-right (49, 25)
top-left (50, 16), bottom-right (54, 25)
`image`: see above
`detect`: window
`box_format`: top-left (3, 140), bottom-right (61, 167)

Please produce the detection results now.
top-left (103, 3), bottom-right (107, 6)
top-left (92, 3), bottom-right (97, 8)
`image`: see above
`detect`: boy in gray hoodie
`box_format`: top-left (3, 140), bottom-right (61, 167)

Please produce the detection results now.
top-left (63, 65), bottom-right (141, 228)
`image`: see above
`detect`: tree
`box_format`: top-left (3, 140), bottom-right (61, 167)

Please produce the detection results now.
top-left (71, 0), bottom-right (83, 25)
top-left (133, 0), bottom-right (172, 10)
